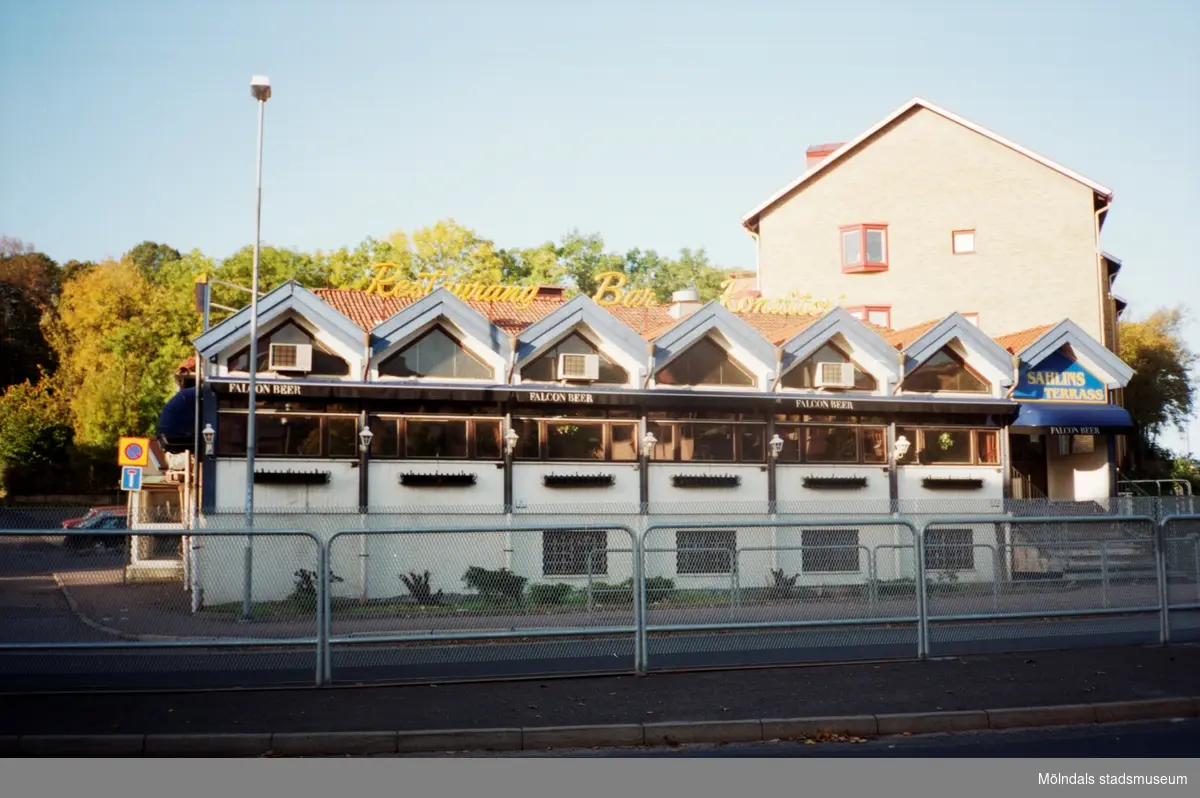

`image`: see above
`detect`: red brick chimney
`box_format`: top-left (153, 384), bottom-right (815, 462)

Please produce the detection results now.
top-left (806, 142), bottom-right (844, 170)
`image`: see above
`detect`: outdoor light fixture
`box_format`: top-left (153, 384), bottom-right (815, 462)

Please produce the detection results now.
top-left (641, 431), bottom-right (657, 459)
top-left (893, 435), bottom-right (911, 461)
top-left (358, 425), bottom-right (374, 453)
top-left (202, 423), bottom-right (215, 456)
top-left (250, 75), bottom-right (271, 101)
top-left (769, 433), bottom-right (784, 459)
top-left (504, 427), bottom-right (520, 456)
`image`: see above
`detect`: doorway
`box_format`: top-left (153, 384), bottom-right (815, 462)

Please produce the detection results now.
top-left (1010, 434), bottom-right (1048, 499)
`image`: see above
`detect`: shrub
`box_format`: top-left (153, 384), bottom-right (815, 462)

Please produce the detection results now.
top-left (290, 568), bottom-right (342, 610)
top-left (400, 570), bottom-right (444, 605)
top-left (589, 577), bottom-right (674, 605)
top-left (462, 566), bottom-right (527, 603)
top-left (767, 568), bottom-right (799, 598)
top-left (528, 583), bottom-right (573, 605)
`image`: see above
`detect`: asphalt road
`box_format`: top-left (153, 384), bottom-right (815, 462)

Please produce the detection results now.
top-left (462, 718), bottom-right (1200, 758)
top-left (1, 613), bottom-right (1197, 692)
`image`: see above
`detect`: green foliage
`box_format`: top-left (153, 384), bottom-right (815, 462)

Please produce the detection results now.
top-left (527, 582), bottom-right (573, 605)
top-left (591, 576), bottom-right (674, 605)
top-left (399, 570), bottom-right (444, 605)
top-left (1119, 307), bottom-right (1198, 468)
top-left (1, 250), bottom-right (61, 389)
top-left (462, 565), bottom-right (527, 603)
top-left (0, 379), bottom-right (72, 467)
top-left (291, 568), bottom-right (342, 610)
top-left (123, 241), bottom-right (181, 285)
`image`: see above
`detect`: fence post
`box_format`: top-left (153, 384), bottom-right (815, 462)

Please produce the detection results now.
top-left (1100, 540), bottom-right (1109, 609)
top-left (868, 546), bottom-right (877, 617)
top-left (586, 548), bottom-right (594, 615)
top-left (634, 526), bottom-right (647, 675)
top-left (730, 547), bottom-right (738, 614)
top-left (1194, 536), bottom-right (1200, 603)
top-left (991, 544), bottom-right (1000, 614)
top-left (1156, 519), bottom-right (1171, 645)
top-left (322, 535), bottom-right (333, 686)
top-left (914, 521), bottom-right (929, 660)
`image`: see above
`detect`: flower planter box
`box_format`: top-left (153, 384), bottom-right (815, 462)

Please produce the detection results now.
top-left (253, 470), bottom-right (330, 486)
top-left (541, 473), bottom-right (615, 488)
top-left (399, 472), bottom-right (477, 487)
top-left (801, 475), bottom-right (869, 490)
top-left (671, 474), bottom-right (741, 488)
top-left (921, 476), bottom-right (984, 490)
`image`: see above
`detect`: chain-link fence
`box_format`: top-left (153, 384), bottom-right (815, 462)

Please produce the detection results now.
top-left (1, 499), bottom-right (1196, 691)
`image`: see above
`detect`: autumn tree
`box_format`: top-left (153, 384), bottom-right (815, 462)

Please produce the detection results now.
top-left (1118, 306), bottom-right (1198, 472)
top-left (0, 248), bottom-right (62, 390)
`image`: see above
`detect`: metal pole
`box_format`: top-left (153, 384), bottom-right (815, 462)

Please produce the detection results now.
top-left (242, 96), bottom-right (266, 621)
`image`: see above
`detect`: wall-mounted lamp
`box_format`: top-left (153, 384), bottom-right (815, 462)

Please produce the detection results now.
top-left (202, 423), bottom-right (215, 456)
top-left (769, 433), bottom-right (784, 459)
top-left (504, 427), bottom-right (520, 456)
top-left (358, 425), bottom-right (374, 454)
top-left (642, 431), bottom-right (657, 459)
top-left (892, 435), bottom-right (911, 462)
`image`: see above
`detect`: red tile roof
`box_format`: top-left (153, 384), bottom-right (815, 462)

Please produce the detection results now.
top-left (313, 289), bottom-right (564, 335)
top-left (994, 323), bottom-right (1056, 354)
top-left (883, 319), bottom-right (940, 349)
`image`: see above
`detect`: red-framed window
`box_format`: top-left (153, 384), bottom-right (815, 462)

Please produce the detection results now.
top-left (845, 305), bottom-right (892, 329)
top-left (840, 224), bottom-right (888, 273)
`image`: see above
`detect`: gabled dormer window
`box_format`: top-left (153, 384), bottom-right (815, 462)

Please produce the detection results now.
top-left (840, 224), bottom-right (888, 273)
top-left (656, 336), bottom-right (755, 387)
top-left (521, 331), bottom-right (629, 384)
top-left (378, 325), bottom-right (493, 380)
top-left (903, 346), bottom-right (989, 393)
top-left (781, 342), bottom-right (877, 391)
top-left (227, 321), bottom-right (350, 376)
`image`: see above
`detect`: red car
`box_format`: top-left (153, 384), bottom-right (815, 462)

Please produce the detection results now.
top-left (62, 505), bottom-right (126, 529)
top-left (62, 506), bottom-right (128, 550)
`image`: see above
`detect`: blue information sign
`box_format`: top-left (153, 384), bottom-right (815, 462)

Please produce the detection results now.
top-left (121, 466), bottom-right (143, 491)
top-left (1013, 350), bottom-right (1106, 403)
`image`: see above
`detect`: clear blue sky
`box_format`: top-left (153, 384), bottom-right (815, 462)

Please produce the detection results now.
top-left (2, 0), bottom-right (1198, 454)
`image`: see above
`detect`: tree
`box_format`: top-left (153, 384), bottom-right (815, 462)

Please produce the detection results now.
top-left (0, 379), bottom-right (73, 468)
top-left (555, 230), bottom-right (625, 297)
top-left (404, 220), bottom-right (503, 283)
top-left (44, 260), bottom-right (196, 450)
top-left (0, 250), bottom-right (61, 390)
top-left (210, 244), bottom-right (328, 310)
top-left (1118, 306), bottom-right (1198, 471)
top-left (123, 241), bottom-right (182, 284)
top-left (497, 242), bottom-right (566, 286)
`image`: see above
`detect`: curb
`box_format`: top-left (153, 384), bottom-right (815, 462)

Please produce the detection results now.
top-left (6, 697), bottom-right (1198, 757)
top-left (52, 574), bottom-right (138, 642)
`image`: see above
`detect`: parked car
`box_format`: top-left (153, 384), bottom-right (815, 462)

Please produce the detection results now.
top-left (62, 508), bottom-right (128, 550)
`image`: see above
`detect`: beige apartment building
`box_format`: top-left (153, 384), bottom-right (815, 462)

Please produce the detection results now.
top-left (742, 97), bottom-right (1126, 352)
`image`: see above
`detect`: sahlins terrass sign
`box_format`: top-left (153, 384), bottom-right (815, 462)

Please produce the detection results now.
top-left (363, 263), bottom-right (836, 316)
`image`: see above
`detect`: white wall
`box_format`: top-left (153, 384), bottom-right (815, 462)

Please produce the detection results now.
top-left (214, 459), bottom-right (359, 511)
top-left (646, 463), bottom-right (770, 515)
top-left (513, 462), bottom-right (640, 513)
top-left (368, 460), bottom-right (505, 512)
top-left (1047, 437), bottom-right (1111, 501)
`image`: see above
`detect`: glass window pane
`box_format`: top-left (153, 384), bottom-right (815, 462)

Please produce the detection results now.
top-left (953, 231), bottom-right (975, 253)
top-left (327, 417), bottom-right (357, 458)
top-left (775, 425), bottom-right (801, 461)
top-left (258, 415), bottom-right (322, 457)
top-left (842, 230), bottom-right (861, 265)
top-left (925, 528), bottom-right (974, 570)
top-left (977, 430), bottom-right (999, 465)
top-left (802, 426), bottom-right (858, 463)
top-left (647, 422), bottom-right (674, 460)
top-left (656, 337), bottom-right (754, 387)
top-left (522, 332), bottom-right (629, 384)
top-left (919, 428), bottom-right (973, 464)
top-left (739, 426), bottom-right (765, 462)
top-left (680, 423), bottom-right (734, 461)
top-left (512, 419), bottom-right (541, 459)
top-left (217, 413), bottom-right (247, 456)
top-left (543, 530), bottom-right (608, 576)
top-left (862, 428), bottom-right (887, 463)
top-left (611, 424), bottom-right (638, 461)
top-left (865, 228), bottom-right (886, 263)
top-left (405, 420), bottom-right (468, 458)
top-left (801, 529), bottom-right (861, 572)
top-left (369, 418), bottom-right (399, 458)
top-left (380, 327), bottom-right (493, 380)
top-left (546, 422), bottom-right (604, 460)
top-left (475, 421), bottom-right (502, 459)
top-left (904, 347), bottom-right (989, 393)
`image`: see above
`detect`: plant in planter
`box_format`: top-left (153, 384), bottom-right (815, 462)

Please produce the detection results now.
top-left (400, 570), bottom-right (444, 605)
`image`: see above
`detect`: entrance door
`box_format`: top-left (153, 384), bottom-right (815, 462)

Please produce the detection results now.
top-left (1010, 434), bottom-right (1048, 499)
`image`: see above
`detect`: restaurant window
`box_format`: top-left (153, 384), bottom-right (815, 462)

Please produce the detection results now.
top-left (925, 528), bottom-right (974, 570)
top-left (895, 427), bottom-right (999, 466)
top-left (378, 325), bottom-right (493, 380)
top-left (368, 416), bottom-right (505, 460)
top-left (227, 321), bottom-right (350, 376)
top-left (543, 530), bottom-right (608, 576)
top-left (840, 224), bottom-right (888, 273)
top-left (521, 332), bottom-right (629, 384)
top-left (646, 417), bottom-right (766, 463)
top-left (780, 342), bottom-right (877, 391)
top-left (514, 418), bottom-right (640, 462)
top-left (773, 418), bottom-right (887, 465)
top-left (655, 336), bottom-right (755, 387)
top-left (902, 347), bottom-right (990, 393)
top-left (676, 530), bottom-right (735, 575)
top-left (406, 419), bottom-right (468, 458)
top-left (801, 529), bottom-right (860, 573)
top-left (216, 412), bottom-right (360, 458)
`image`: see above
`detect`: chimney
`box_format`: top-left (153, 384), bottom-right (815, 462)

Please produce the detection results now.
top-left (669, 287), bottom-right (703, 319)
top-left (806, 142), bottom-right (844, 170)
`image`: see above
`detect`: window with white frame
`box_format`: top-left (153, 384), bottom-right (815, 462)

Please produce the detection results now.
top-left (952, 230), bottom-right (976, 254)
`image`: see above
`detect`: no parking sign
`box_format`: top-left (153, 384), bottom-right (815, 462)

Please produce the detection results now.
top-left (118, 436), bottom-right (150, 467)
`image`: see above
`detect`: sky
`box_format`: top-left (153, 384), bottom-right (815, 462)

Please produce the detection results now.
top-left (2, 0), bottom-right (1198, 455)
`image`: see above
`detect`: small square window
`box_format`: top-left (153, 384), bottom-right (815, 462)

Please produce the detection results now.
top-left (952, 230), bottom-right (975, 254)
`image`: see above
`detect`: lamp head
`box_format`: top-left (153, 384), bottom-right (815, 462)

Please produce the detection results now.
top-left (641, 431), bottom-right (657, 458)
top-left (251, 75), bottom-right (271, 102)
top-left (769, 433), bottom-right (784, 458)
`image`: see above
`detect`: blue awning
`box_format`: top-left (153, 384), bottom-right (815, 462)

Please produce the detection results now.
top-left (1011, 402), bottom-right (1133, 434)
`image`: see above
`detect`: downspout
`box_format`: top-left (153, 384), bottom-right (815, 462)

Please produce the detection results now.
top-left (1094, 197), bottom-right (1112, 350)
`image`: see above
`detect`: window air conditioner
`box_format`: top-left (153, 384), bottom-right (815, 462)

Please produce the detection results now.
top-left (557, 352), bottom-right (599, 381)
top-left (814, 361), bottom-right (854, 388)
top-left (269, 343), bottom-right (313, 372)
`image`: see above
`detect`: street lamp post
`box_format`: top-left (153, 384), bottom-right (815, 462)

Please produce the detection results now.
top-left (242, 74), bottom-right (271, 621)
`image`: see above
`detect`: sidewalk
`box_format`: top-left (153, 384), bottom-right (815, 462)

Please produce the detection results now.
top-left (2, 644), bottom-right (1197, 737)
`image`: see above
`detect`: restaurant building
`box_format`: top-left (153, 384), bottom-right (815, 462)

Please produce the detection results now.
top-left (149, 270), bottom-right (1135, 604)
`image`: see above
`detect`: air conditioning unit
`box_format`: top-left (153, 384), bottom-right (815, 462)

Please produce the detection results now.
top-left (814, 361), bottom-right (854, 388)
top-left (557, 352), bottom-right (599, 381)
top-left (269, 342), bottom-right (312, 372)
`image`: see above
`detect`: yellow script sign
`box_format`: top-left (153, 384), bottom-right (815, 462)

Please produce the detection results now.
top-left (364, 263), bottom-right (541, 307)
top-left (591, 272), bottom-right (658, 308)
top-left (717, 276), bottom-right (836, 316)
